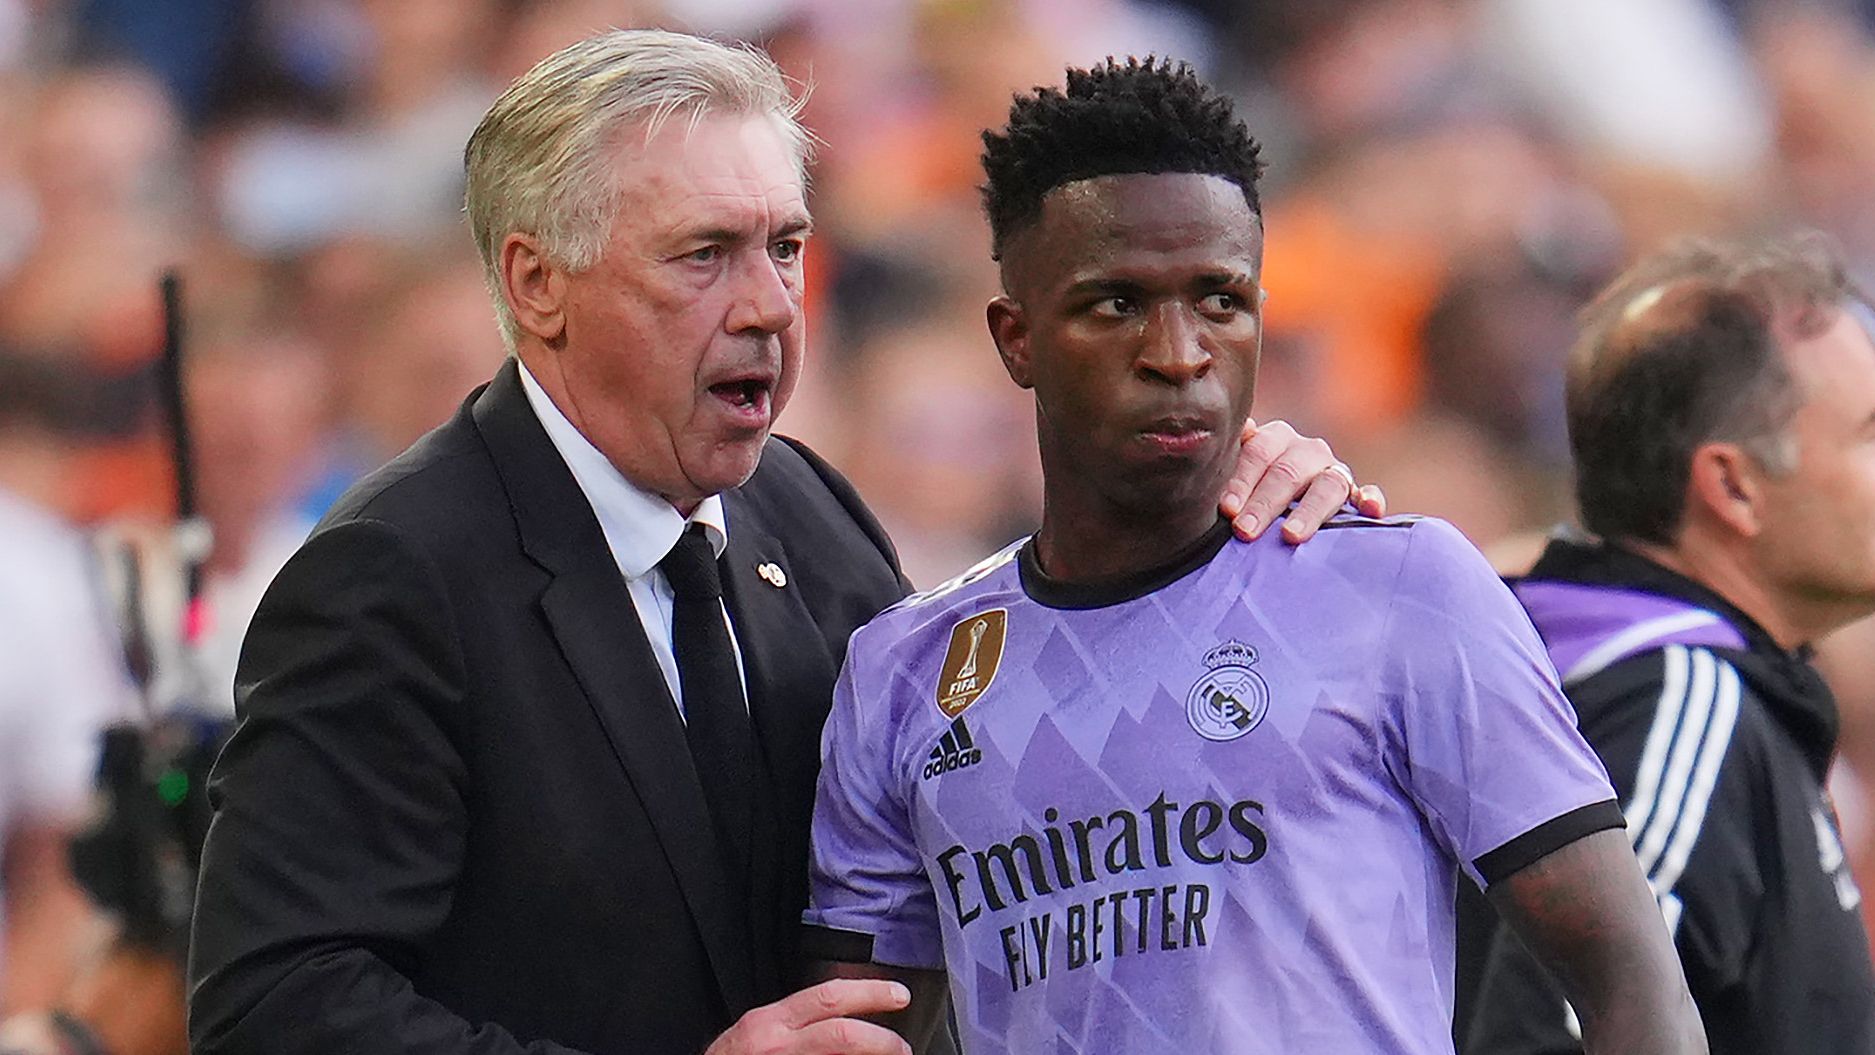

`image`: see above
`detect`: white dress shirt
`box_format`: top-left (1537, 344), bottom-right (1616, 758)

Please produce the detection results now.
top-left (517, 361), bottom-right (747, 717)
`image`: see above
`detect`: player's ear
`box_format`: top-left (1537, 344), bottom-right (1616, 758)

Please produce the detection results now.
top-left (1687, 441), bottom-right (1767, 538)
top-left (502, 232), bottom-right (569, 345)
top-left (988, 296), bottom-right (1033, 389)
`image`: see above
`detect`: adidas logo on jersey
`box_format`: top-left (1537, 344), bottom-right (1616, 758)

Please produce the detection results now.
top-left (923, 717), bottom-right (982, 781)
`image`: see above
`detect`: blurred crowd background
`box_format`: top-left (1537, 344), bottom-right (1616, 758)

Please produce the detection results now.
top-left (4, 0), bottom-right (1875, 1022)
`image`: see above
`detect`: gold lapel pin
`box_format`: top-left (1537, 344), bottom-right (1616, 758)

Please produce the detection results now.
top-left (757, 562), bottom-right (787, 588)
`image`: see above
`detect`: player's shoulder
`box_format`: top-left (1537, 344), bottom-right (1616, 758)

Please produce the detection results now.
top-left (1314, 508), bottom-right (1426, 534)
top-left (1199, 513), bottom-right (1466, 638)
top-left (849, 538), bottom-right (1028, 659)
top-left (319, 414), bottom-right (489, 538)
top-left (1326, 511), bottom-right (1491, 573)
top-left (1288, 512), bottom-right (1509, 616)
top-left (1276, 509), bottom-right (1474, 573)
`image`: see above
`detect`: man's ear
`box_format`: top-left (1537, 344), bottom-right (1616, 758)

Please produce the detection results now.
top-left (987, 296), bottom-right (1033, 389)
top-left (1687, 442), bottom-right (1767, 539)
top-left (500, 233), bottom-right (568, 344)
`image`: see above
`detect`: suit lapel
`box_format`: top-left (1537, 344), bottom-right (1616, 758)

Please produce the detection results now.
top-left (471, 361), bottom-right (755, 1014)
top-left (718, 514), bottom-right (836, 801)
top-left (720, 490), bottom-right (840, 1001)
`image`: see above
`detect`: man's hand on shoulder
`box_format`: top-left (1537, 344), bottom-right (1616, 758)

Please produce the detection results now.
top-left (1219, 419), bottom-right (1385, 543)
top-left (706, 980), bottom-right (912, 1055)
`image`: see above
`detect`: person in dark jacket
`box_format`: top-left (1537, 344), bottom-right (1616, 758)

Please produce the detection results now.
top-left (1466, 232), bottom-right (1875, 1055)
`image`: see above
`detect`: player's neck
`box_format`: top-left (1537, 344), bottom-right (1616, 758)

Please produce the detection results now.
top-left (1032, 486), bottom-right (1224, 584)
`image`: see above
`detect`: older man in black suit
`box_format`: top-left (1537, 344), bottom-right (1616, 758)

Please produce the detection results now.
top-left (186, 29), bottom-right (1373, 1055)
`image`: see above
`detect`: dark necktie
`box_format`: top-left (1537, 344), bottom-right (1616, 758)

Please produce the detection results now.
top-left (658, 524), bottom-right (758, 886)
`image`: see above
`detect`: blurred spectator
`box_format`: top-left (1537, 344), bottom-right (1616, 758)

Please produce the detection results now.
top-left (66, 0), bottom-right (246, 121)
top-left (1341, 412), bottom-right (1546, 550)
top-left (0, 353), bottom-right (132, 1016)
top-left (0, 63), bottom-right (179, 359)
top-left (118, 287), bottom-right (330, 713)
top-left (1420, 254), bottom-right (1589, 466)
top-left (0, 63), bottom-right (187, 526)
top-left (1752, 6), bottom-right (1875, 279)
top-left (284, 249), bottom-right (507, 518)
top-left (491, 0), bottom-right (666, 83)
top-left (340, 257), bottom-right (507, 464)
top-left (1258, 0), bottom-right (1485, 152)
top-left (839, 296), bottom-right (1040, 584)
top-left (187, 337), bottom-right (323, 697)
top-left (207, 0), bottom-right (499, 252)
top-left (1478, 0), bottom-right (1774, 188)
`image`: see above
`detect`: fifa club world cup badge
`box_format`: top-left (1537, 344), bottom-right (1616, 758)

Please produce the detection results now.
top-left (1185, 641), bottom-right (1270, 742)
top-left (936, 608), bottom-right (1008, 718)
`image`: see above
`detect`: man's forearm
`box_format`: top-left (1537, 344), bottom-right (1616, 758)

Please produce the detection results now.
top-left (1488, 829), bottom-right (1706, 1054)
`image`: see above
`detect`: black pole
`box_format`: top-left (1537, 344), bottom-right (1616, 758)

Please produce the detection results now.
top-left (155, 270), bottom-right (204, 610)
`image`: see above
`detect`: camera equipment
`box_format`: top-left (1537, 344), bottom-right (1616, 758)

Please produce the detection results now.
top-left (66, 272), bottom-right (232, 958)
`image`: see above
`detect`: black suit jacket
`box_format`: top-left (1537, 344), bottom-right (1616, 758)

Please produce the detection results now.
top-left (189, 361), bottom-right (910, 1054)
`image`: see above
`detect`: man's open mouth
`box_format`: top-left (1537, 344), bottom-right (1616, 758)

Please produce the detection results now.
top-left (711, 379), bottom-right (770, 409)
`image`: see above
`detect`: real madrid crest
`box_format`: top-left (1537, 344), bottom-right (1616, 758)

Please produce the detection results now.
top-left (1185, 641), bottom-right (1270, 742)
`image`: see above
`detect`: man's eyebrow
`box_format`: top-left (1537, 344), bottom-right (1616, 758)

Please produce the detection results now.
top-left (676, 225), bottom-right (744, 247)
top-left (1061, 277), bottom-right (1144, 298)
top-left (672, 215), bottom-right (813, 245)
top-left (1058, 273), bottom-right (1260, 298)
top-left (1193, 270), bottom-right (1259, 287)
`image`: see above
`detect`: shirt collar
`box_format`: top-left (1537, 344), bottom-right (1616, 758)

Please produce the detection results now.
top-left (515, 359), bottom-right (728, 580)
top-left (1526, 532), bottom-right (1798, 660)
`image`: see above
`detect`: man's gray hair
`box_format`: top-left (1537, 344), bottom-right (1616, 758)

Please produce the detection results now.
top-left (464, 29), bottom-right (811, 350)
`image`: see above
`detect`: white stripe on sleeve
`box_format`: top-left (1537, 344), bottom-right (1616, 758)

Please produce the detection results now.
top-left (1624, 645), bottom-right (1692, 852)
top-left (1651, 659), bottom-right (1741, 903)
top-left (1633, 648), bottom-right (1720, 875)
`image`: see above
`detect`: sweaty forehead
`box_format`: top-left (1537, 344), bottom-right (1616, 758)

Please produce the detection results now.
top-left (1009, 172), bottom-right (1263, 291)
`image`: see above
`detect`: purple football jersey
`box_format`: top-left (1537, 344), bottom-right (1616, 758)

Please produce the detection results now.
top-left (805, 515), bottom-right (1619, 1054)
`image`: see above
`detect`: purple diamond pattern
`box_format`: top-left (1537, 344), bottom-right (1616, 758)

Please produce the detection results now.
top-left (810, 519), bottom-right (1618, 1054)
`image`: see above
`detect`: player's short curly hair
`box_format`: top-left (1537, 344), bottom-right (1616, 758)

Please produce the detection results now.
top-left (980, 57), bottom-right (1265, 260)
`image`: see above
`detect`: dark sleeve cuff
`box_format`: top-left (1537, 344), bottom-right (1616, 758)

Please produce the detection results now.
top-left (1474, 799), bottom-right (1626, 887)
top-left (800, 923), bottom-right (877, 963)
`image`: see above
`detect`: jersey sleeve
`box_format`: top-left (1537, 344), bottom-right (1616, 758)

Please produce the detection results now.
top-left (1572, 647), bottom-right (1761, 995)
top-left (802, 634), bottom-right (945, 970)
top-left (1379, 520), bottom-right (1622, 890)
